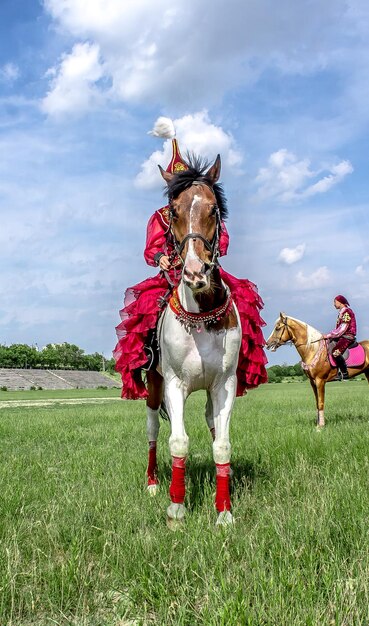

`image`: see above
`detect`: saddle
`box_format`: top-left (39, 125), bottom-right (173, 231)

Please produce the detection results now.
top-left (328, 342), bottom-right (365, 368)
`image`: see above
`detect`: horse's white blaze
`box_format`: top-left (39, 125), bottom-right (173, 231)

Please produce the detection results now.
top-left (189, 194), bottom-right (201, 236)
top-left (185, 193), bottom-right (205, 276)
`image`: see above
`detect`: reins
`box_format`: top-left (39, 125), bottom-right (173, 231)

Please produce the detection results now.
top-left (273, 317), bottom-right (326, 371)
top-left (273, 318), bottom-right (321, 349)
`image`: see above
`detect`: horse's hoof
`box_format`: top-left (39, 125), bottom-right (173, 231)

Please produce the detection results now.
top-left (167, 502), bottom-right (186, 519)
top-left (216, 510), bottom-right (234, 527)
top-left (147, 483), bottom-right (159, 496)
top-left (166, 503), bottom-right (186, 530)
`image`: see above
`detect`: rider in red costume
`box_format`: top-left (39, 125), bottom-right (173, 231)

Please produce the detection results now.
top-left (323, 294), bottom-right (357, 380)
top-left (114, 138), bottom-right (267, 398)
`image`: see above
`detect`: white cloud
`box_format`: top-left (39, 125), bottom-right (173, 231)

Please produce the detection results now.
top-left (0, 63), bottom-right (19, 82)
top-left (355, 265), bottom-right (365, 277)
top-left (355, 255), bottom-right (369, 277)
top-left (134, 111), bottom-right (243, 190)
top-left (254, 149), bottom-right (353, 202)
top-left (41, 42), bottom-right (105, 116)
top-left (302, 160), bottom-right (353, 198)
top-left (295, 266), bottom-right (330, 290)
top-left (42, 0), bottom-right (355, 114)
top-left (278, 243), bottom-right (306, 264)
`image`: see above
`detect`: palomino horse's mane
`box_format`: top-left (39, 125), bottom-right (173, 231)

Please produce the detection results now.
top-left (287, 316), bottom-right (323, 347)
top-left (164, 154), bottom-right (228, 221)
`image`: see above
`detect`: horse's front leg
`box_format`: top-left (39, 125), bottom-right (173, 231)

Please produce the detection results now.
top-left (165, 376), bottom-right (188, 526)
top-left (308, 378), bottom-right (319, 427)
top-left (315, 378), bottom-right (326, 428)
top-left (211, 375), bottom-right (237, 526)
top-left (146, 370), bottom-right (163, 494)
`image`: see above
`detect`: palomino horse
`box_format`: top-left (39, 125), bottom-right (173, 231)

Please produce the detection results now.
top-left (266, 313), bottom-right (369, 427)
top-left (146, 155), bottom-right (241, 526)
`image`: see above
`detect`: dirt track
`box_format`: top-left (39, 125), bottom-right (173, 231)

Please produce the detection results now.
top-left (0, 397), bottom-right (122, 409)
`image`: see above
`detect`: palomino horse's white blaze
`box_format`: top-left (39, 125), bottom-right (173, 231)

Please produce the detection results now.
top-left (266, 313), bottom-right (369, 428)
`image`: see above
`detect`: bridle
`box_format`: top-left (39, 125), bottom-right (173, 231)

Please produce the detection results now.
top-left (272, 318), bottom-right (293, 349)
top-left (271, 317), bottom-right (322, 349)
top-left (165, 180), bottom-right (233, 329)
top-left (168, 182), bottom-right (221, 271)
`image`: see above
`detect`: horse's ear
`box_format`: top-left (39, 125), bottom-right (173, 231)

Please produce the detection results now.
top-left (205, 154), bottom-right (221, 184)
top-left (280, 311), bottom-right (287, 321)
top-left (158, 164), bottom-right (174, 184)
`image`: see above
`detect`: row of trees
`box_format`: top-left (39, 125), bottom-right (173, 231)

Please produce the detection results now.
top-left (0, 342), bottom-right (304, 381)
top-left (0, 343), bottom-right (115, 372)
top-left (267, 363), bottom-right (304, 383)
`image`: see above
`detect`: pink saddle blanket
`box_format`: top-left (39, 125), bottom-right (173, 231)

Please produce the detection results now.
top-left (328, 343), bottom-right (365, 368)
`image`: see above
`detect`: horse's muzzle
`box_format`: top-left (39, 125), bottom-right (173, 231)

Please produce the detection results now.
top-left (183, 267), bottom-right (208, 291)
top-left (265, 339), bottom-right (278, 352)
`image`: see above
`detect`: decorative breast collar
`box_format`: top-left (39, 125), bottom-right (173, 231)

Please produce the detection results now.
top-left (169, 287), bottom-right (233, 332)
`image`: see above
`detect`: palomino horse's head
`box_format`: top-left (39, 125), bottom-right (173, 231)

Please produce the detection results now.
top-left (160, 155), bottom-right (227, 292)
top-left (265, 312), bottom-right (292, 352)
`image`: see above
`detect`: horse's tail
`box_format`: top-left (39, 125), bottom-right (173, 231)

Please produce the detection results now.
top-left (159, 399), bottom-right (170, 421)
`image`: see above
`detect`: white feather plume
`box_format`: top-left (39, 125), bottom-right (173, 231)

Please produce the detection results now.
top-left (148, 116), bottom-right (176, 139)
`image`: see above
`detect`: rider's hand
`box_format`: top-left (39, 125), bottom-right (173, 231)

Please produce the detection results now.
top-left (159, 255), bottom-right (171, 271)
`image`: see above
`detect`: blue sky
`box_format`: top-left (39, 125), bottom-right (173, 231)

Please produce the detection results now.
top-left (1, 0), bottom-right (369, 366)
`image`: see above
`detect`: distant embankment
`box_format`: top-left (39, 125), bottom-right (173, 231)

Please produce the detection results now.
top-left (0, 368), bottom-right (121, 391)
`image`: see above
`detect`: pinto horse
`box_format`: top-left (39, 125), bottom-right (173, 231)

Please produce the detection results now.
top-left (266, 313), bottom-right (369, 427)
top-left (146, 155), bottom-right (241, 526)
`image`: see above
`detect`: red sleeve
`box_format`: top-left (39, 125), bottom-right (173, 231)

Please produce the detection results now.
top-left (326, 321), bottom-right (349, 339)
top-left (144, 212), bottom-right (167, 267)
top-left (219, 222), bottom-right (229, 257)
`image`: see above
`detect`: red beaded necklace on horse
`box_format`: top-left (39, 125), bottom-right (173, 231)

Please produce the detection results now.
top-left (169, 286), bottom-right (233, 332)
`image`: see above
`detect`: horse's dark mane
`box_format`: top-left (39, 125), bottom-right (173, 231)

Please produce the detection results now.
top-left (165, 153), bottom-right (228, 221)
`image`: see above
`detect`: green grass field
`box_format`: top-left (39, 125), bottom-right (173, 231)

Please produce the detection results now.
top-left (1, 380), bottom-right (369, 625)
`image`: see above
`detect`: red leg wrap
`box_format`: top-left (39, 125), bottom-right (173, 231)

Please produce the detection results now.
top-left (169, 456), bottom-right (186, 503)
top-left (215, 462), bottom-right (231, 512)
top-left (147, 441), bottom-right (158, 486)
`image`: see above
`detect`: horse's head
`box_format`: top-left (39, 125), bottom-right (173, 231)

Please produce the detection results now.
top-left (265, 312), bottom-right (292, 351)
top-left (160, 155), bottom-right (226, 292)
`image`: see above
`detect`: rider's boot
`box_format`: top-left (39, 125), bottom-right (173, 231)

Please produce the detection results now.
top-left (333, 354), bottom-right (349, 381)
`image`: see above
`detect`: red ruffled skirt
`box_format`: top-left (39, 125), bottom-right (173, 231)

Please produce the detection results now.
top-left (113, 269), bottom-right (268, 399)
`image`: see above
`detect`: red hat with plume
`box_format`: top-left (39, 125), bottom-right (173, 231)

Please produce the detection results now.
top-left (148, 117), bottom-right (188, 174)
